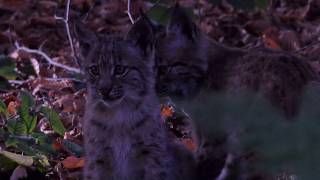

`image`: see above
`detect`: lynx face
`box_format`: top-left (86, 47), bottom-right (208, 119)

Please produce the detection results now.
top-left (75, 17), bottom-right (155, 107)
top-left (155, 5), bottom-right (208, 97)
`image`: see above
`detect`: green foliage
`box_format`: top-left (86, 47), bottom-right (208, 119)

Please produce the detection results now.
top-left (7, 117), bottom-right (28, 135)
top-left (62, 139), bottom-right (84, 157)
top-left (176, 86), bottom-right (320, 179)
top-left (0, 55), bottom-right (17, 80)
top-left (6, 91), bottom-right (37, 135)
top-left (147, 1), bottom-right (195, 24)
top-left (147, 0), bottom-right (269, 22)
top-left (1, 90), bottom-right (66, 173)
top-left (0, 154), bottom-right (18, 171)
top-left (0, 99), bottom-right (7, 116)
top-left (147, 5), bottom-right (170, 24)
top-left (40, 107), bottom-right (66, 136)
top-left (18, 91), bottom-right (37, 134)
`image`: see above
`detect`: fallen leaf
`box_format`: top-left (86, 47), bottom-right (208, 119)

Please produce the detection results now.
top-left (62, 156), bottom-right (84, 169)
top-left (7, 101), bottom-right (17, 116)
top-left (262, 34), bottom-right (281, 50)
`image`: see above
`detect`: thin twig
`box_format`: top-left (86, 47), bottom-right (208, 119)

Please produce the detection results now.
top-left (15, 41), bottom-right (81, 74)
top-left (8, 77), bottom-right (82, 85)
top-left (55, 0), bottom-right (79, 66)
top-left (127, 0), bottom-right (135, 24)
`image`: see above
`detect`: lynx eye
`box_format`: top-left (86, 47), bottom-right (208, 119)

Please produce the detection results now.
top-left (88, 65), bottom-right (99, 76)
top-left (114, 65), bottom-right (127, 76)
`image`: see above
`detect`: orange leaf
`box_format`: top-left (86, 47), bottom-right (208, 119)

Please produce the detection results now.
top-left (262, 34), bottom-right (281, 50)
top-left (180, 139), bottom-right (198, 152)
top-left (160, 105), bottom-right (174, 118)
top-left (7, 101), bottom-right (17, 116)
top-left (52, 139), bottom-right (62, 151)
top-left (62, 156), bottom-right (84, 169)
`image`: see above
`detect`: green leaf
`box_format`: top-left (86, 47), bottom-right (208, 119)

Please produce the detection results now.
top-left (19, 91), bottom-right (35, 108)
top-left (0, 154), bottom-right (18, 171)
top-left (0, 128), bottom-right (6, 137)
top-left (0, 148), bottom-right (33, 167)
top-left (7, 118), bottom-right (28, 135)
top-left (31, 133), bottom-right (57, 156)
top-left (5, 137), bottom-right (37, 156)
top-left (28, 116), bottom-right (37, 134)
top-left (40, 107), bottom-right (66, 136)
top-left (5, 134), bottom-right (56, 156)
top-left (0, 76), bottom-right (12, 91)
top-left (62, 139), bottom-right (84, 157)
top-left (0, 99), bottom-right (7, 115)
top-left (18, 91), bottom-right (37, 134)
top-left (147, 5), bottom-right (170, 24)
top-left (35, 154), bottom-right (50, 168)
top-left (0, 55), bottom-right (17, 80)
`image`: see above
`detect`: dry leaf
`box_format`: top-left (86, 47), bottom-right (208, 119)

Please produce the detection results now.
top-left (7, 101), bottom-right (17, 116)
top-left (62, 156), bottom-right (84, 169)
top-left (262, 34), bottom-right (281, 50)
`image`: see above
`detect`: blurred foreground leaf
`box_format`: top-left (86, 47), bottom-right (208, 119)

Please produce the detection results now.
top-left (0, 99), bottom-right (8, 117)
top-left (0, 149), bottom-right (33, 167)
top-left (175, 86), bottom-right (320, 179)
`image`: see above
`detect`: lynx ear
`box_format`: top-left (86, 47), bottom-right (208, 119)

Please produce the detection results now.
top-left (168, 3), bottom-right (199, 41)
top-left (126, 13), bottom-right (155, 56)
top-left (74, 20), bottom-right (97, 59)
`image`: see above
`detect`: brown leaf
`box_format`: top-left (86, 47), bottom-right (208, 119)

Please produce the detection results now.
top-left (62, 156), bottom-right (84, 169)
top-left (7, 101), bottom-right (18, 116)
top-left (262, 28), bottom-right (282, 50)
top-left (52, 138), bottom-right (63, 151)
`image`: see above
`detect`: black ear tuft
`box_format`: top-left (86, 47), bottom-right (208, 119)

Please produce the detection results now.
top-left (74, 20), bottom-right (97, 59)
top-left (168, 4), bottom-right (198, 41)
top-left (126, 13), bottom-right (155, 56)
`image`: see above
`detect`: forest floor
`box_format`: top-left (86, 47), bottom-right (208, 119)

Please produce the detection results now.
top-left (0, 0), bottom-right (319, 179)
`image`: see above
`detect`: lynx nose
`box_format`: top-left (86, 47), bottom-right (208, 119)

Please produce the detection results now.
top-left (98, 85), bottom-right (123, 101)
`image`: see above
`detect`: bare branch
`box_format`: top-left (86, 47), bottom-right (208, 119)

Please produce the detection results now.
top-left (8, 77), bottom-right (82, 85)
top-left (55, 0), bottom-right (79, 66)
top-left (127, 0), bottom-right (135, 24)
top-left (14, 41), bottom-right (81, 74)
